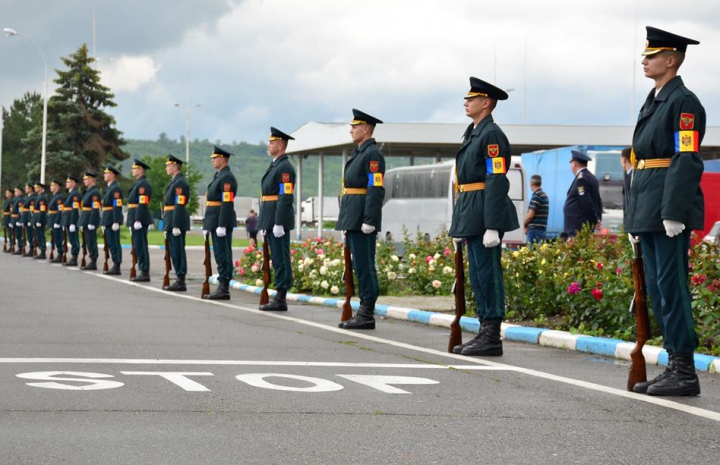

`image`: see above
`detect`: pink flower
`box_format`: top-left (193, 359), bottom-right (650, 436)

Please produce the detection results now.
top-left (591, 288), bottom-right (603, 301)
top-left (238, 268), bottom-right (245, 276)
top-left (235, 260), bottom-right (240, 267)
top-left (432, 280), bottom-right (442, 289)
top-left (691, 274), bottom-right (707, 286)
top-left (315, 237), bottom-right (324, 243)
top-left (425, 255), bottom-right (433, 264)
top-left (596, 262), bottom-right (604, 270)
top-left (290, 249), bottom-right (296, 255)
top-left (567, 282), bottom-right (581, 295)
top-left (315, 248), bottom-right (325, 255)
top-left (615, 267), bottom-right (622, 275)
top-left (443, 247), bottom-right (451, 257)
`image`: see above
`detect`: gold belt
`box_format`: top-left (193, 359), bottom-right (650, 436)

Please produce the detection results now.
top-left (82, 207), bottom-right (92, 211)
top-left (455, 182), bottom-right (486, 193)
top-left (206, 201), bottom-right (222, 207)
top-left (127, 204), bottom-right (138, 209)
top-left (2, 212), bottom-right (9, 216)
top-left (636, 158), bottom-right (671, 170)
top-left (11, 214), bottom-right (19, 218)
top-left (63, 207), bottom-right (72, 212)
top-left (21, 208), bottom-right (29, 212)
top-left (341, 188), bottom-right (367, 195)
top-left (102, 206), bottom-right (113, 211)
top-left (261, 195), bottom-right (279, 202)
top-left (48, 211), bottom-right (58, 215)
top-left (163, 205), bottom-right (175, 211)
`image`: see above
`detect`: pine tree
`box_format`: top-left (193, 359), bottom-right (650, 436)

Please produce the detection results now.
top-left (31, 43), bottom-right (129, 180)
top-left (1, 92), bottom-right (43, 186)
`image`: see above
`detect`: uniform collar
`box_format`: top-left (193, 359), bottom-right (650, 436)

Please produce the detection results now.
top-left (654, 76), bottom-right (683, 102)
top-left (357, 138), bottom-right (376, 152)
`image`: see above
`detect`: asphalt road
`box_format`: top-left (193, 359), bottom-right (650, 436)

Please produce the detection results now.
top-left (1, 247), bottom-right (719, 465)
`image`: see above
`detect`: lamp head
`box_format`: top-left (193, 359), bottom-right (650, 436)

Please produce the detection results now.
top-left (3, 27), bottom-right (18, 37)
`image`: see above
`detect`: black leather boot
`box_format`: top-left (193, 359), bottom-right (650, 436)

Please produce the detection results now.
top-left (81, 260), bottom-right (98, 271)
top-left (647, 353), bottom-right (700, 396)
top-left (51, 254), bottom-right (63, 263)
top-left (104, 263), bottom-right (121, 276)
top-left (633, 351), bottom-right (674, 394)
top-left (23, 249), bottom-right (35, 257)
top-left (34, 252), bottom-right (47, 260)
top-left (339, 303), bottom-right (376, 330)
top-left (64, 255), bottom-right (78, 266)
top-left (461, 319), bottom-right (503, 356)
top-left (452, 325), bottom-right (488, 354)
top-left (164, 275), bottom-right (187, 292)
top-left (204, 279), bottom-right (230, 300)
top-left (259, 289), bottom-right (288, 311)
top-left (131, 270), bottom-right (150, 282)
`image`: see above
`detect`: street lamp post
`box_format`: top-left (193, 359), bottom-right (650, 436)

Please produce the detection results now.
top-left (174, 102), bottom-right (201, 169)
top-left (4, 27), bottom-right (48, 184)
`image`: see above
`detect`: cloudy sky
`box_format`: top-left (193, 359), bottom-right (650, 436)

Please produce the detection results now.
top-left (1, 0), bottom-right (719, 145)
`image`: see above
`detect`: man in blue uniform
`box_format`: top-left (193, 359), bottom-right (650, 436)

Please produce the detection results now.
top-left (202, 146), bottom-right (238, 300)
top-left (62, 175), bottom-right (83, 267)
top-left (162, 155), bottom-right (191, 292)
top-left (12, 186), bottom-right (26, 255)
top-left (32, 182), bottom-right (49, 259)
top-left (449, 77), bottom-right (519, 356)
top-left (259, 127), bottom-right (296, 311)
top-left (3, 188), bottom-right (14, 252)
top-left (127, 159), bottom-right (153, 282)
top-left (22, 183), bottom-right (36, 257)
top-left (79, 170), bottom-right (101, 271)
top-left (101, 165), bottom-right (124, 275)
top-left (47, 179), bottom-right (65, 262)
top-left (563, 151), bottom-right (602, 238)
top-left (336, 109), bottom-right (385, 330)
top-left (626, 27), bottom-right (705, 397)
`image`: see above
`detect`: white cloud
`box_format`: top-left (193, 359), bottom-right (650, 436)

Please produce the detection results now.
top-left (99, 55), bottom-right (161, 92)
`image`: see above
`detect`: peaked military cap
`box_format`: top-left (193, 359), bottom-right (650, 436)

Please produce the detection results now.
top-left (570, 150), bottom-right (591, 163)
top-left (350, 109), bottom-right (383, 126)
top-left (211, 145), bottom-right (233, 158)
top-left (166, 154), bottom-right (184, 165)
top-left (132, 159), bottom-right (151, 170)
top-left (465, 77), bottom-right (509, 101)
top-left (104, 165), bottom-right (120, 176)
top-left (83, 170), bottom-right (98, 179)
top-left (25, 182), bottom-right (34, 189)
top-left (269, 126), bottom-right (295, 141)
top-left (50, 179), bottom-right (62, 186)
top-left (34, 181), bottom-right (46, 189)
top-left (66, 175), bottom-right (81, 183)
top-left (14, 185), bottom-right (24, 191)
top-left (643, 26), bottom-right (700, 56)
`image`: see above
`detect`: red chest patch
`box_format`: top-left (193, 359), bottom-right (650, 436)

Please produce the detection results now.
top-left (680, 113), bottom-right (695, 130)
top-left (488, 144), bottom-right (499, 158)
top-left (369, 161), bottom-right (379, 173)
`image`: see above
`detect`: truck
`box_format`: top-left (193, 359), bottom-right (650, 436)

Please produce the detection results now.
top-left (300, 196), bottom-right (340, 225)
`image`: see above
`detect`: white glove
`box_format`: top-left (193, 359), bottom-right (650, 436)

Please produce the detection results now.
top-left (628, 233), bottom-right (640, 245)
top-left (452, 237), bottom-right (463, 252)
top-left (663, 219), bottom-right (685, 238)
top-left (36, 222), bottom-right (41, 227)
top-left (172, 227), bottom-right (181, 237)
top-left (88, 224), bottom-right (96, 231)
top-left (26, 222), bottom-right (31, 227)
top-left (273, 224), bottom-right (285, 238)
top-left (102, 226), bottom-right (106, 233)
top-left (202, 229), bottom-right (208, 238)
top-left (8, 223), bottom-right (13, 229)
top-left (69, 224), bottom-right (76, 233)
top-left (53, 223), bottom-right (60, 229)
top-left (483, 229), bottom-right (501, 248)
top-left (112, 223), bottom-right (119, 231)
top-left (163, 231), bottom-right (167, 238)
top-left (216, 226), bottom-right (226, 237)
top-left (133, 221), bottom-right (142, 230)
top-left (361, 223), bottom-right (375, 234)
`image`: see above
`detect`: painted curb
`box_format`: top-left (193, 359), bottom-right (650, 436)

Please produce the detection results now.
top-left (212, 277), bottom-right (720, 374)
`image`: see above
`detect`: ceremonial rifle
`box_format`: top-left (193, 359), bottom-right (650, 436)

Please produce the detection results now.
top-left (163, 233), bottom-right (171, 288)
top-left (129, 229), bottom-right (137, 279)
top-left (3, 226), bottom-right (7, 253)
top-left (259, 235), bottom-right (271, 305)
top-left (80, 227), bottom-right (87, 268)
top-left (341, 232), bottom-right (354, 322)
top-left (9, 225), bottom-right (15, 254)
top-left (49, 226), bottom-right (55, 261)
top-left (627, 241), bottom-right (650, 391)
top-left (62, 228), bottom-right (68, 263)
top-left (103, 227), bottom-right (109, 273)
top-left (20, 224), bottom-right (26, 256)
top-left (449, 239), bottom-right (466, 352)
top-left (201, 232), bottom-right (211, 297)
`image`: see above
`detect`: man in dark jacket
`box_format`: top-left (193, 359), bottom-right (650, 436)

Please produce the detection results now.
top-left (101, 165), bottom-right (124, 275)
top-left (335, 109), bottom-right (385, 330)
top-left (563, 150), bottom-right (603, 237)
top-left (79, 171), bottom-right (101, 271)
top-left (127, 159), bottom-right (153, 282)
top-left (258, 127), bottom-right (296, 311)
top-left (32, 182), bottom-right (49, 259)
top-left (449, 77), bottom-right (519, 357)
top-left (47, 179), bottom-right (65, 262)
top-left (626, 26), bottom-right (705, 397)
top-left (62, 176), bottom-right (83, 266)
top-left (162, 155), bottom-right (191, 292)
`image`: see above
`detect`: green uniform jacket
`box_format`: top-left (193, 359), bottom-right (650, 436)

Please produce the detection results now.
top-left (13, 196), bottom-right (25, 224)
top-left (33, 192), bottom-right (49, 227)
top-left (203, 166), bottom-right (237, 230)
top-left (625, 76), bottom-right (706, 233)
top-left (48, 192), bottom-right (65, 227)
top-left (79, 186), bottom-right (101, 228)
top-left (258, 154), bottom-right (296, 231)
top-left (22, 193), bottom-right (36, 226)
top-left (101, 182), bottom-right (124, 227)
top-left (336, 138), bottom-right (385, 231)
top-left (62, 189), bottom-right (82, 227)
top-left (2, 198), bottom-right (12, 227)
top-left (163, 173), bottom-right (191, 231)
top-left (449, 115), bottom-right (519, 237)
top-left (126, 176), bottom-right (153, 227)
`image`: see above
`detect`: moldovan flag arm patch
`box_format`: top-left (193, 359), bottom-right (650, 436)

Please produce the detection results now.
top-left (223, 192), bottom-right (235, 202)
top-left (175, 195), bottom-right (186, 205)
top-left (113, 198), bottom-right (123, 207)
top-left (139, 195), bottom-right (150, 205)
top-left (486, 157), bottom-right (507, 174)
top-left (367, 173), bottom-right (383, 187)
top-left (675, 131), bottom-right (699, 153)
top-left (279, 183), bottom-right (294, 194)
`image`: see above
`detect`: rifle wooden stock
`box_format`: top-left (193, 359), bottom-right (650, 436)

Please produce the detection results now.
top-left (449, 240), bottom-right (466, 352)
top-left (49, 227), bottom-right (55, 260)
top-left (3, 226), bottom-right (7, 252)
top-left (627, 241), bottom-right (650, 391)
top-left (20, 226), bottom-right (26, 255)
top-left (341, 232), bottom-right (354, 322)
top-left (130, 229), bottom-right (137, 279)
top-left (259, 236), bottom-right (271, 305)
top-left (9, 226), bottom-right (15, 253)
top-left (33, 229), bottom-right (38, 257)
top-left (163, 234), bottom-right (171, 288)
top-left (62, 229), bottom-right (68, 263)
top-left (81, 228), bottom-right (87, 268)
top-left (103, 228), bottom-right (109, 272)
top-left (201, 233), bottom-right (211, 297)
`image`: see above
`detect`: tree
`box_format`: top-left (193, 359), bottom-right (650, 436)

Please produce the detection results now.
top-left (1, 92), bottom-right (43, 187)
top-left (140, 155), bottom-right (203, 224)
top-left (31, 43), bottom-right (129, 180)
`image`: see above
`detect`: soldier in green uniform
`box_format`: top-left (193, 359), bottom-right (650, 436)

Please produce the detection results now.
top-left (32, 182), bottom-right (49, 259)
top-left (449, 77), bottom-right (519, 357)
top-left (162, 155), bottom-right (191, 292)
top-left (127, 159), bottom-right (153, 282)
top-left (12, 186), bottom-right (26, 255)
top-left (101, 165), bottom-right (124, 275)
top-left (3, 188), bottom-right (14, 252)
top-left (336, 109), bottom-right (385, 330)
top-left (626, 27), bottom-right (705, 397)
top-left (22, 183), bottom-right (36, 257)
top-left (259, 127), bottom-right (296, 311)
top-left (79, 170), bottom-right (101, 270)
top-left (47, 179), bottom-right (65, 262)
top-left (62, 175), bottom-right (83, 266)
top-left (202, 146), bottom-right (238, 300)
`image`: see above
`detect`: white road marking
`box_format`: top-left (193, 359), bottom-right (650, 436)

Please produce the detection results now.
top-left (235, 373), bottom-right (344, 392)
top-left (120, 371), bottom-right (214, 391)
top-left (336, 375), bottom-right (440, 394)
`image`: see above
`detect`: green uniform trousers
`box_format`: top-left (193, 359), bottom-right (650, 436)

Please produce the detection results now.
top-left (106, 229), bottom-right (122, 264)
top-left (268, 233), bottom-right (292, 291)
top-left (85, 228), bottom-right (98, 261)
top-left (132, 226), bottom-right (149, 272)
top-left (211, 228), bottom-right (234, 282)
top-left (347, 230), bottom-right (379, 306)
top-left (34, 226), bottom-right (46, 253)
top-left (466, 233), bottom-right (505, 321)
top-left (52, 226), bottom-right (64, 256)
top-left (169, 232), bottom-right (187, 277)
